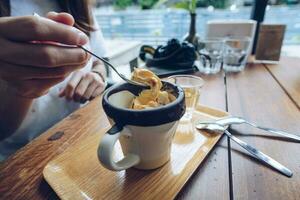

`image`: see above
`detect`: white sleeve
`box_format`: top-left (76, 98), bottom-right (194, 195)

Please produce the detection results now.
top-left (89, 9), bottom-right (107, 58)
top-left (89, 10), bottom-right (108, 88)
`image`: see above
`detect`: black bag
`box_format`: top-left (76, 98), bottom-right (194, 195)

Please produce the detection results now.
top-left (139, 39), bottom-right (198, 77)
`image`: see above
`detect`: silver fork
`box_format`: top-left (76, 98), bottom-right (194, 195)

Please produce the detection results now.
top-left (199, 116), bottom-right (300, 142)
top-left (196, 123), bottom-right (293, 177)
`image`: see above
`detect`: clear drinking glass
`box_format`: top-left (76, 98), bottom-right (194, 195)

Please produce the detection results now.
top-left (166, 75), bottom-right (204, 122)
top-left (223, 37), bottom-right (251, 72)
top-left (197, 38), bottom-right (224, 74)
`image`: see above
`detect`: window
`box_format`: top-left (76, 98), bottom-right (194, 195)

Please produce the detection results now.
top-left (264, 4), bottom-right (300, 45)
top-left (95, 0), bottom-right (300, 46)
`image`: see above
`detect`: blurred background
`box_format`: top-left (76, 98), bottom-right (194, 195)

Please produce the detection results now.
top-left (94, 0), bottom-right (300, 49)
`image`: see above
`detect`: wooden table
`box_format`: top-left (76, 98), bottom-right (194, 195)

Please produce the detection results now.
top-left (0, 57), bottom-right (299, 200)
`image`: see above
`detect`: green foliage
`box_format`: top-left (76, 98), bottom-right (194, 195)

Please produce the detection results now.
top-left (210, 0), bottom-right (228, 8)
top-left (173, 0), bottom-right (196, 13)
top-left (173, 1), bottom-right (190, 11)
top-left (114, 0), bottom-right (133, 9)
top-left (139, 0), bottom-right (159, 9)
top-left (275, 0), bottom-right (286, 5)
top-left (156, 0), bottom-right (228, 12)
top-left (191, 0), bottom-right (197, 12)
top-left (197, 0), bottom-right (228, 8)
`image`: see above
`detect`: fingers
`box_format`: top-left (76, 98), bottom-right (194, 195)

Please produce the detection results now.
top-left (0, 61), bottom-right (87, 81)
top-left (0, 40), bottom-right (90, 67)
top-left (14, 77), bottom-right (66, 98)
top-left (0, 15), bottom-right (88, 45)
top-left (81, 74), bottom-right (105, 102)
top-left (82, 81), bottom-right (99, 101)
top-left (64, 71), bottom-right (84, 100)
top-left (60, 72), bottom-right (105, 103)
top-left (80, 83), bottom-right (104, 104)
top-left (73, 74), bottom-right (92, 102)
top-left (46, 12), bottom-right (75, 26)
top-left (91, 86), bottom-right (105, 99)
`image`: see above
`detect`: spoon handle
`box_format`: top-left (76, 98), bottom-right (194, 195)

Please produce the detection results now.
top-left (79, 46), bottom-right (149, 88)
top-left (78, 46), bottom-right (124, 81)
top-left (224, 130), bottom-right (293, 177)
top-left (245, 122), bottom-right (300, 142)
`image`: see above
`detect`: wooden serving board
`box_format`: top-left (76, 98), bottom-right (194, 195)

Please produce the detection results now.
top-left (43, 105), bottom-right (228, 200)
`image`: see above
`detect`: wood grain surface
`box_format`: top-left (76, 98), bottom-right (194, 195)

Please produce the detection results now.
top-left (1, 57), bottom-right (299, 200)
top-left (226, 63), bottom-right (300, 200)
top-left (0, 73), bottom-right (230, 200)
top-left (176, 72), bottom-right (230, 200)
top-left (0, 97), bottom-right (110, 200)
top-left (43, 105), bottom-right (228, 200)
top-left (265, 57), bottom-right (300, 109)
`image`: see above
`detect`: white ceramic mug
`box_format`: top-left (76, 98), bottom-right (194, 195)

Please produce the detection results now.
top-left (98, 82), bottom-right (185, 171)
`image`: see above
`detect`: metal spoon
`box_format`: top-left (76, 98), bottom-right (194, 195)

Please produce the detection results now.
top-left (32, 13), bottom-right (148, 88)
top-left (196, 123), bottom-right (293, 177)
top-left (199, 116), bottom-right (300, 142)
top-left (78, 46), bottom-right (149, 88)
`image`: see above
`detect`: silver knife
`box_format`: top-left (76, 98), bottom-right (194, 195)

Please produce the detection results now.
top-left (196, 123), bottom-right (293, 177)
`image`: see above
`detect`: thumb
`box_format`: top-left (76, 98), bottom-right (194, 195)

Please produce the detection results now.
top-left (46, 11), bottom-right (75, 26)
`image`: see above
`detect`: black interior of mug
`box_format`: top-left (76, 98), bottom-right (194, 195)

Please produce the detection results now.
top-left (102, 81), bottom-right (185, 127)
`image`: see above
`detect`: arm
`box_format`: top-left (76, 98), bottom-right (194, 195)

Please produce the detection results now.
top-left (91, 60), bottom-right (107, 83)
top-left (0, 80), bottom-right (33, 140)
top-left (0, 13), bottom-right (90, 140)
top-left (58, 60), bottom-right (106, 103)
top-left (58, 10), bottom-right (107, 103)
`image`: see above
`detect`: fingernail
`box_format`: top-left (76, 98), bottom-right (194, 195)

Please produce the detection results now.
top-left (78, 32), bottom-right (89, 45)
top-left (48, 11), bottom-right (58, 16)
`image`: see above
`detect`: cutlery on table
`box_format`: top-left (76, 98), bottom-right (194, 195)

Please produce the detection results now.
top-left (196, 123), bottom-right (293, 177)
top-left (199, 116), bottom-right (300, 142)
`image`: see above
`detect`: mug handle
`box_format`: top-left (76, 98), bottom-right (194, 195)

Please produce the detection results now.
top-left (97, 124), bottom-right (140, 171)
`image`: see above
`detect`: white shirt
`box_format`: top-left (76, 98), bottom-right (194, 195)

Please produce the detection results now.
top-left (0, 0), bottom-right (106, 161)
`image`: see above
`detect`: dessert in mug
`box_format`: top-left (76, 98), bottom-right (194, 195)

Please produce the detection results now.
top-left (98, 68), bottom-right (185, 170)
top-left (130, 68), bottom-right (176, 109)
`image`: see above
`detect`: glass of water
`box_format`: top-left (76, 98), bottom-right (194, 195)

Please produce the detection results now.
top-left (197, 38), bottom-right (224, 74)
top-left (223, 37), bottom-right (251, 72)
top-left (166, 75), bottom-right (204, 122)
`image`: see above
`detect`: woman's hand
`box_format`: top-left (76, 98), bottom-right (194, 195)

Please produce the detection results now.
top-left (59, 71), bottom-right (105, 103)
top-left (0, 12), bottom-right (90, 98)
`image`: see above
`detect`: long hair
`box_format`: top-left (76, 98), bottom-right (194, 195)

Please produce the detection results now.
top-left (0, 0), bottom-right (96, 36)
top-left (0, 0), bottom-right (9, 17)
